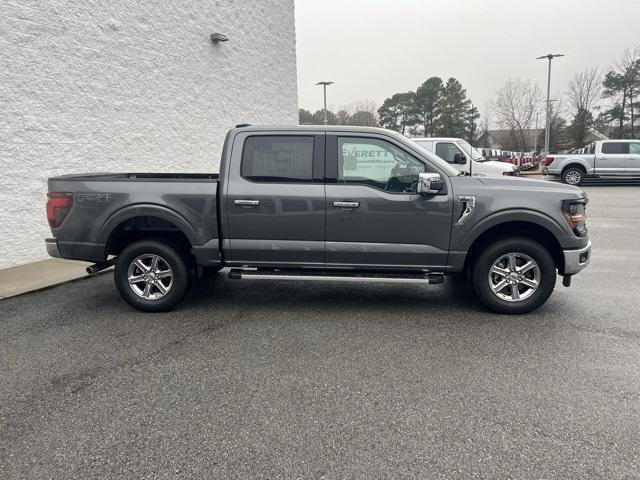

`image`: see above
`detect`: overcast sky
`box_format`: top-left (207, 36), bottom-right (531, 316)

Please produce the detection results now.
top-left (295, 0), bottom-right (640, 122)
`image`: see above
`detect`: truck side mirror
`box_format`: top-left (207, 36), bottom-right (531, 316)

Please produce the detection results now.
top-left (417, 172), bottom-right (444, 195)
top-left (453, 153), bottom-right (467, 164)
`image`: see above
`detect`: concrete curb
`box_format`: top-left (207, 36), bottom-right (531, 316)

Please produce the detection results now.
top-left (0, 259), bottom-right (109, 299)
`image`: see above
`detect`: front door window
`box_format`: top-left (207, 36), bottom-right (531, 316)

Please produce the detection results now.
top-left (435, 142), bottom-right (465, 164)
top-left (338, 137), bottom-right (425, 193)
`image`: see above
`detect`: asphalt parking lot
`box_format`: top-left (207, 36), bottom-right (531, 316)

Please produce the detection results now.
top-left (1, 185), bottom-right (639, 479)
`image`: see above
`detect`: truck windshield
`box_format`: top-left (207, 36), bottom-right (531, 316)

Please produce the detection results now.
top-left (457, 140), bottom-right (486, 162)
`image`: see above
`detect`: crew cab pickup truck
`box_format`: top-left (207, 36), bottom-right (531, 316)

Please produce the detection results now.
top-left (46, 125), bottom-right (591, 314)
top-left (411, 137), bottom-right (518, 177)
top-left (544, 139), bottom-right (640, 185)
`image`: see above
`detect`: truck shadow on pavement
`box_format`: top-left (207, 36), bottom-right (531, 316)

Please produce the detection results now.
top-left (183, 271), bottom-right (500, 320)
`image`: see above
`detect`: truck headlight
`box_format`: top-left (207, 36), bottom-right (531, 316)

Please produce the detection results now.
top-left (562, 198), bottom-right (588, 237)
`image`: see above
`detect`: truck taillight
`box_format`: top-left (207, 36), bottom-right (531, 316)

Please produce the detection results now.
top-left (544, 156), bottom-right (554, 166)
top-left (46, 192), bottom-right (73, 228)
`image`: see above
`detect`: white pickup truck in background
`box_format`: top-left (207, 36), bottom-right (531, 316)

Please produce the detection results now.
top-left (411, 137), bottom-right (518, 177)
top-left (544, 139), bottom-right (640, 185)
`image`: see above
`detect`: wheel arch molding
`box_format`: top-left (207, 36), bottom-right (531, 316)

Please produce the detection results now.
top-left (561, 160), bottom-right (589, 172)
top-left (99, 204), bottom-right (201, 250)
top-left (454, 209), bottom-right (567, 252)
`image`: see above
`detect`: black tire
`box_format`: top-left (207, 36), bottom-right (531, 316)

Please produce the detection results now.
top-left (114, 239), bottom-right (190, 312)
top-left (561, 166), bottom-right (584, 186)
top-left (470, 237), bottom-right (556, 314)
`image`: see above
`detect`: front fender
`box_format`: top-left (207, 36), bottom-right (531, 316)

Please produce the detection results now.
top-left (452, 208), bottom-right (569, 252)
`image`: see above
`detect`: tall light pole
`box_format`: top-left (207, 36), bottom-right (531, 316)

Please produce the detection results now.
top-left (534, 111), bottom-right (539, 152)
top-left (315, 81), bottom-right (334, 125)
top-left (537, 53), bottom-right (564, 153)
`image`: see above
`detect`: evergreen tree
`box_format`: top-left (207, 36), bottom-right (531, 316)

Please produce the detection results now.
top-left (311, 109), bottom-right (338, 125)
top-left (377, 92), bottom-right (417, 134)
top-left (414, 77), bottom-right (444, 136)
top-left (298, 109), bottom-right (314, 125)
top-left (437, 78), bottom-right (478, 140)
top-left (567, 107), bottom-right (593, 147)
top-left (348, 111), bottom-right (378, 127)
top-left (336, 110), bottom-right (351, 125)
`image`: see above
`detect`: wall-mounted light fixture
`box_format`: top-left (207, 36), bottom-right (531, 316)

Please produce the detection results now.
top-left (210, 33), bottom-right (229, 43)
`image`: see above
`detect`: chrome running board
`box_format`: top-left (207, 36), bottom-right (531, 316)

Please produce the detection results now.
top-left (228, 269), bottom-right (445, 285)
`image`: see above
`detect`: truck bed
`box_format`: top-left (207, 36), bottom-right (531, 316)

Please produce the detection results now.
top-left (47, 172), bottom-right (220, 265)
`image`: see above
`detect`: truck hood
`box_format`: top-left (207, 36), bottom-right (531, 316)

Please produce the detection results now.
top-left (476, 160), bottom-right (514, 172)
top-left (476, 176), bottom-right (585, 197)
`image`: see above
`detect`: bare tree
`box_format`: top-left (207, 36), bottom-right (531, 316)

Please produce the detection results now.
top-left (603, 46), bottom-right (640, 138)
top-left (567, 67), bottom-right (602, 114)
top-left (566, 67), bottom-right (602, 146)
top-left (341, 100), bottom-right (378, 117)
top-left (339, 99), bottom-right (380, 127)
top-left (619, 47), bottom-right (640, 136)
top-left (489, 79), bottom-right (541, 151)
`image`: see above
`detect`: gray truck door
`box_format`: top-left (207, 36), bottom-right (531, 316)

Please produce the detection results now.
top-left (598, 142), bottom-right (628, 175)
top-left (324, 134), bottom-right (453, 270)
top-left (225, 131), bottom-right (325, 267)
top-left (627, 142), bottom-right (640, 175)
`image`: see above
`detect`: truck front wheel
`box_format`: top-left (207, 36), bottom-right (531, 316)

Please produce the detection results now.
top-left (114, 239), bottom-right (190, 312)
top-left (471, 237), bottom-right (556, 314)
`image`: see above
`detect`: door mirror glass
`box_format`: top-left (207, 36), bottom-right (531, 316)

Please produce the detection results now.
top-left (453, 152), bottom-right (467, 164)
top-left (417, 172), bottom-right (444, 194)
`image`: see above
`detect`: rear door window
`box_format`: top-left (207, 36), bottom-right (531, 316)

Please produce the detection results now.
top-left (241, 136), bottom-right (314, 182)
top-left (628, 143), bottom-right (640, 155)
top-left (601, 142), bottom-right (628, 154)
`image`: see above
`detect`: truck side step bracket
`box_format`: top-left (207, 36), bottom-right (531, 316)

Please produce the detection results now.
top-left (228, 269), bottom-right (445, 285)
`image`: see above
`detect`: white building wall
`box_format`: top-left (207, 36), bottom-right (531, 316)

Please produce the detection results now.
top-left (0, 0), bottom-right (298, 268)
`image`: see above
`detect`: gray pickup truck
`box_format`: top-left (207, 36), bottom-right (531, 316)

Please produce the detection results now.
top-left (46, 125), bottom-right (591, 314)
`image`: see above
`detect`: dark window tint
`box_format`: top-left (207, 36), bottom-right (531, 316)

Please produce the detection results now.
top-left (601, 142), bottom-right (627, 154)
top-left (241, 136), bottom-right (314, 182)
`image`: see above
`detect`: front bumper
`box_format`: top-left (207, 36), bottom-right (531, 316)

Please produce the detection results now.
top-left (563, 241), bottom-right (591, 275)
top-left (45, 238), bottom-right (61, 258)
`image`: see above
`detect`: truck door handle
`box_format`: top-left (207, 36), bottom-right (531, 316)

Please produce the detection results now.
top-left (333, 201), bottom-right (360, 209)
top-left (234, 199), bottom-right (260, 207)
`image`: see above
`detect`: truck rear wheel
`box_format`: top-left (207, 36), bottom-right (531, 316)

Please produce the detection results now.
top-left (114, 239), bottom-right (190, 312)
top-left (471, 237), bottom-right (556, 314)
top-left (561, 167), bottom-right (584, 186)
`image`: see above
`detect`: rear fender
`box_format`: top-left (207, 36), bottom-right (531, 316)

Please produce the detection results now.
top-left (557, 157), bottom-right (592, 173)
top-left (99, 204), bottom-right (200, 247)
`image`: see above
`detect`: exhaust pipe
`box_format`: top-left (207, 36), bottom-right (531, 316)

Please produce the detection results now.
top-left (86, 258), bottom-right (116, 276)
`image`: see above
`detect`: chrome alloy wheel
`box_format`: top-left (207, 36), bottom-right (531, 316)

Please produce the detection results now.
top-left (565, 170), bottom-right (582, 185)
top-left (488, 252), bottom-right (541, 302)
top-left (127, 254), bottom-right (173, 300)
